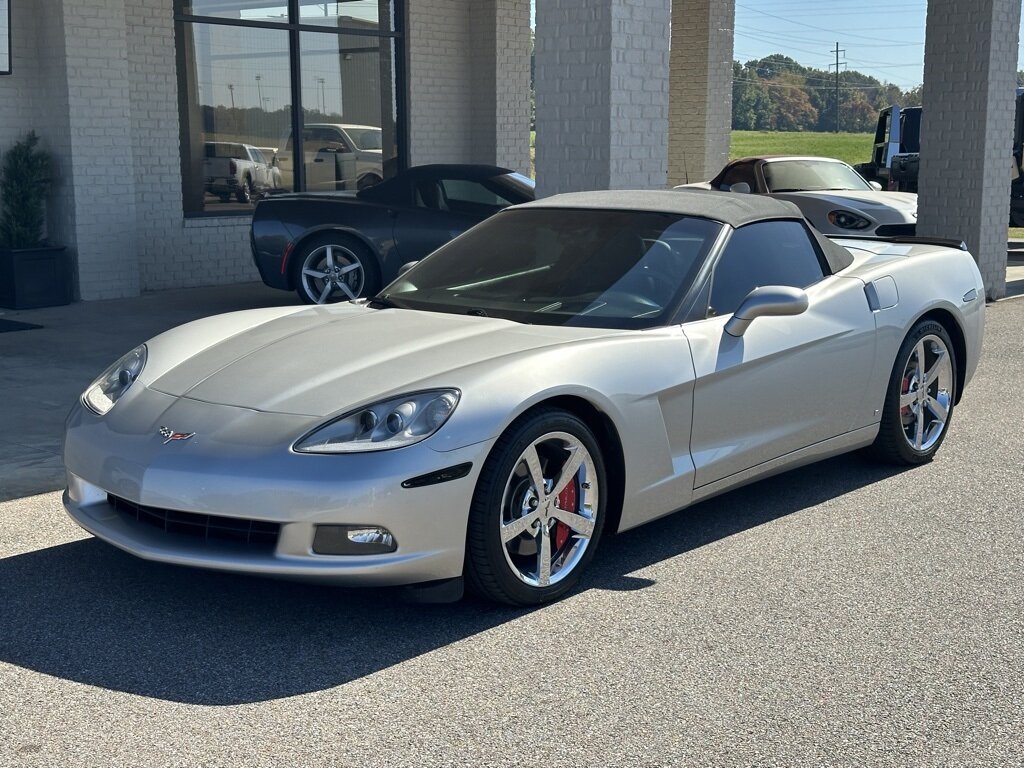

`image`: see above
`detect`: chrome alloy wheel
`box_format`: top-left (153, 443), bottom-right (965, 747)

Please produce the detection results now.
top-left (498, 431), bottom-right (599, 587)
top-left (899, 333), bottom-right (953, 452)
top-left (300, 244), bottom-right (365, 304)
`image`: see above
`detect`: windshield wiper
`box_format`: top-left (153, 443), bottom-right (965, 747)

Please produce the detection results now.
top-left (466, 307), bottom-right (489, 317)
top-left (368, 294), bottom-right (401, 310)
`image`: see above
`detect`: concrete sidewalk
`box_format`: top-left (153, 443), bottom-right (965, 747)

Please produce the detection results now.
top-left (0, 282), bottom-right (297, 501)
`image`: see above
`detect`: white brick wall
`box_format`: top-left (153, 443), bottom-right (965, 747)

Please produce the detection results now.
top-left (126, 0), bottom-right (254, 292)
top-left (408, 0), bottom-right (530, 173)
top-left (534, 0), bottom-right (670, 196)
top-left (407, 2), bottom-right (474, 165)
top-left (63, 0), bottom-right (140, 300)
top-left (668, 0), bottom-right (735, 185)
top-left (917, 0), bottom-right (1021, 300)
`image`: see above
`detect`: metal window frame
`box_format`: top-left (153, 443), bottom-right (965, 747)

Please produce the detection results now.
top-left (174, 0), bottom-right (407, 218)
top-left (0, 0), bottom-right (11, 76)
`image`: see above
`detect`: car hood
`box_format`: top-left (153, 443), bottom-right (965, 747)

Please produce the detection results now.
top-left (772, 190), bottom-right (918, 215)
top-left (148, 304), bottom-right (612, 417)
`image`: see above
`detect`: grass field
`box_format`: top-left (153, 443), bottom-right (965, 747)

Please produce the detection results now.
top-left (730, 130), bottom-right (873, 166)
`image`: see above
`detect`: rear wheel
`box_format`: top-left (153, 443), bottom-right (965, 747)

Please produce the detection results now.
top-left (236, 177), bottom-right (253, 204)
top-left (466, 409), bottom-right (606, 605)
top-left (872, 320), bottom-right (956, 465)
top-left (292, 234), bottom-right (379, 305)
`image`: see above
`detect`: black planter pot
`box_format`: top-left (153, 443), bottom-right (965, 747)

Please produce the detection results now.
top-left (0, 245), bottom-right (72, 309)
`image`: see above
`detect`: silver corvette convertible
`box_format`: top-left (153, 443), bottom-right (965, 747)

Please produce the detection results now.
top-left (63, 190), bottom-right (984, 605)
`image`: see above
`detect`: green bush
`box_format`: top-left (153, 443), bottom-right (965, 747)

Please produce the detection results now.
top-left (0, 132), bottom-right (52, 249)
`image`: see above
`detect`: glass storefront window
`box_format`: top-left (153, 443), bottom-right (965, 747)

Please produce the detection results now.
top-left (178, 1), bottom-right (394, 30)
top-left (272, 32), bottom-right (395, 192)
top-left (177, 23), bottom-right (293, 214)
top-left (296, 1), bottom-right (393, 30)
top-left (178, 1), bottom-right (290, 22)
top-left (176, 1), bottom-right (402, 215)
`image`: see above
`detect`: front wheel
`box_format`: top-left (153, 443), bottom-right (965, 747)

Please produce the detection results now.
top-left (466, 409), bottom-right (607, 605)
top-left (872, 320), bottom-right (956, 465)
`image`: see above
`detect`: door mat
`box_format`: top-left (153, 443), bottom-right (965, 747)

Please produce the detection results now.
top-left (0, 319), bottom-right (43, 333)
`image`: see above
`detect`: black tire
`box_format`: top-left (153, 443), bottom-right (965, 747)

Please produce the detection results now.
top-left (871, 320), bottom-right (957, 465)
top-left (236, 178), bottom-right (253, 204)
top-left (465, 408), bottom-right (607, 606)
top-left (358, 173), bottom-right (383, 192)
top-left (292, 233), bottom-right (380, 305)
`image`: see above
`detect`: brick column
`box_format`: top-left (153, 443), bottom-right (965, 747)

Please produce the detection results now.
top-left (917, 0), bottom-right (1021, 300)
top-left (470, 0), bottom-right (531, 174)
top-left (668, 0), bottom-right (735, 185)
top-left (407, 0), bottom-right (530, 174)
top-left (534, 0), bottom-right (671, 196)
top-left (59, 0), bottom-right (139, 300)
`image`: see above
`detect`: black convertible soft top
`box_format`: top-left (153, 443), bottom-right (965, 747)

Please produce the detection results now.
top-left (358, 164), bottom-right (518, 202)
top-left (520, 188), bottom-right (854, 274)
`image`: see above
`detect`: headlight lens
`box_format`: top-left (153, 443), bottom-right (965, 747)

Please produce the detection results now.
top-left (828, 210), bottom-right (872, 230)
top-left (82, 345), bottom-right (147, 416)
top-left (294, 389), bottom-right (460, 454)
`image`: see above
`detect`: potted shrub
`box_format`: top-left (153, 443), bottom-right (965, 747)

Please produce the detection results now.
top-left (0, 132), bottom-right (72, 309)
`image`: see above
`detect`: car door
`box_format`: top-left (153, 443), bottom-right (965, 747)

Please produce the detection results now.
top-left (311, 127), bottom-right (359, 191)
top-left (684, 220), bottom-right (877, 489)
top-left (390, 176), bottom-right (497, 261)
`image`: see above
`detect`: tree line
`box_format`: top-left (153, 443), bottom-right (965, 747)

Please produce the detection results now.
top-left (733, 54), bottom-right (923, 133)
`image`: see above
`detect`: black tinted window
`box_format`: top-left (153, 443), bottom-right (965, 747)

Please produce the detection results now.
top-left (708, 221), bottom-right (824, 317)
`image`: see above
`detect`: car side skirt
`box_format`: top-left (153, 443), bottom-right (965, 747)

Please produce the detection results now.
top-left (690, 424), bottom-right (879, 506)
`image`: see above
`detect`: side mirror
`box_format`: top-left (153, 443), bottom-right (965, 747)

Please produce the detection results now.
top-left (729, 182), bottom-right (752, 194)
top-left (869, 181), bottom-right (883, 191)
top-left (724, 285), bottom-right (809, 337)
top-left (397, 261), bottom-right (418, 277)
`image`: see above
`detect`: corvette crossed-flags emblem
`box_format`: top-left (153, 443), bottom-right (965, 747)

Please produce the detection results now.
top-left (158, 426), bottom-right (195, 445)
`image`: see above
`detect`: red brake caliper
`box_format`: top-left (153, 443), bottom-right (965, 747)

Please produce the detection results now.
top-left (554, 480), bottom-right (577, 550)
top-left (900, 376), bottom-right (911, 418)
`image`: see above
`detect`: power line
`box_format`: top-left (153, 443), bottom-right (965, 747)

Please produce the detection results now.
top-left (736, 3), bottom-right (926, 45)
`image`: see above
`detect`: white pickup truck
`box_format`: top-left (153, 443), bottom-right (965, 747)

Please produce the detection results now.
top-left (203, 142), bottom-right (281, 204)
top-left (273, 123), bottom-right (385, 192)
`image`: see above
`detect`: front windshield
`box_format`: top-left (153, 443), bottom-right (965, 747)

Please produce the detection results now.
top-left (763, 159), bottom-right (872, 192)
top-left (379, 209), bottom-right (722, 329)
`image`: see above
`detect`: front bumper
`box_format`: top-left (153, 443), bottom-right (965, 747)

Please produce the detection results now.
top-left (63, 391), bottom-right (491, 587)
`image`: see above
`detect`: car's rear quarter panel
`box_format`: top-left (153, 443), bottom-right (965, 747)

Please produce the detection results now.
top-left (838, 242), bottom-right (985, 407)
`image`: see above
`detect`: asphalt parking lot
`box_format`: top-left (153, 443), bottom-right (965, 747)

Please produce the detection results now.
top-left (0, 286), bottom-right (1022, 767)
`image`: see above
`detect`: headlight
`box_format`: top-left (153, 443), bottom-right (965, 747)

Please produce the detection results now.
top-left (294, 389), bottom-right (460, 454)
top-left (82, 345), bottom-right (147, 416)
top-left (827, 210), bottom-right (872, 230)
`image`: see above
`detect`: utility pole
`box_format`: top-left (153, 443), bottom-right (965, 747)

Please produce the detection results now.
top-left (255, 74), bottom-right (264, 110)
top-left (829, 42), bottom-right (846, 133)
top-left (227, 83), bottom-right (235, 109)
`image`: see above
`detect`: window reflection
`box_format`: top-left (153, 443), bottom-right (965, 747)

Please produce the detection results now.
top-left (175, 2), bottom-right (399, 214)
top-left (0, 0), bottom-right (9, 75)
top-left (178, 0), bottom-right (393, 30)
top-left (272, 32), bottom-right (395, 192)
top-left (178, 23), bottom-right (292, 213)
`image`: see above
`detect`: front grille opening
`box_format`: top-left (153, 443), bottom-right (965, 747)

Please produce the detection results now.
top-left (107, 494), bottom-right (280, 550)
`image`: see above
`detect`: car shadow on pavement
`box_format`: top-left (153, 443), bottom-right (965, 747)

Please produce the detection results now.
top-left (0, 451), bottom-right (906, 706)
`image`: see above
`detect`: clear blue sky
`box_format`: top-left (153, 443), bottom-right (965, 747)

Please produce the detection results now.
top-left (531, 1), bottom-right (1024, 89)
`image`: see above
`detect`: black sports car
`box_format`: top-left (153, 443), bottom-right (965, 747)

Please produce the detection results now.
top-left (251, 164), bottom-right (535, 304)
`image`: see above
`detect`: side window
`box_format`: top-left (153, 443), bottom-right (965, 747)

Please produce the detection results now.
top-left (707, 221), bottom-right (825, 317)
top-left (439, 179), bottom-right (513, 206)
top-left (720, 162), bottom-right (756, 191)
